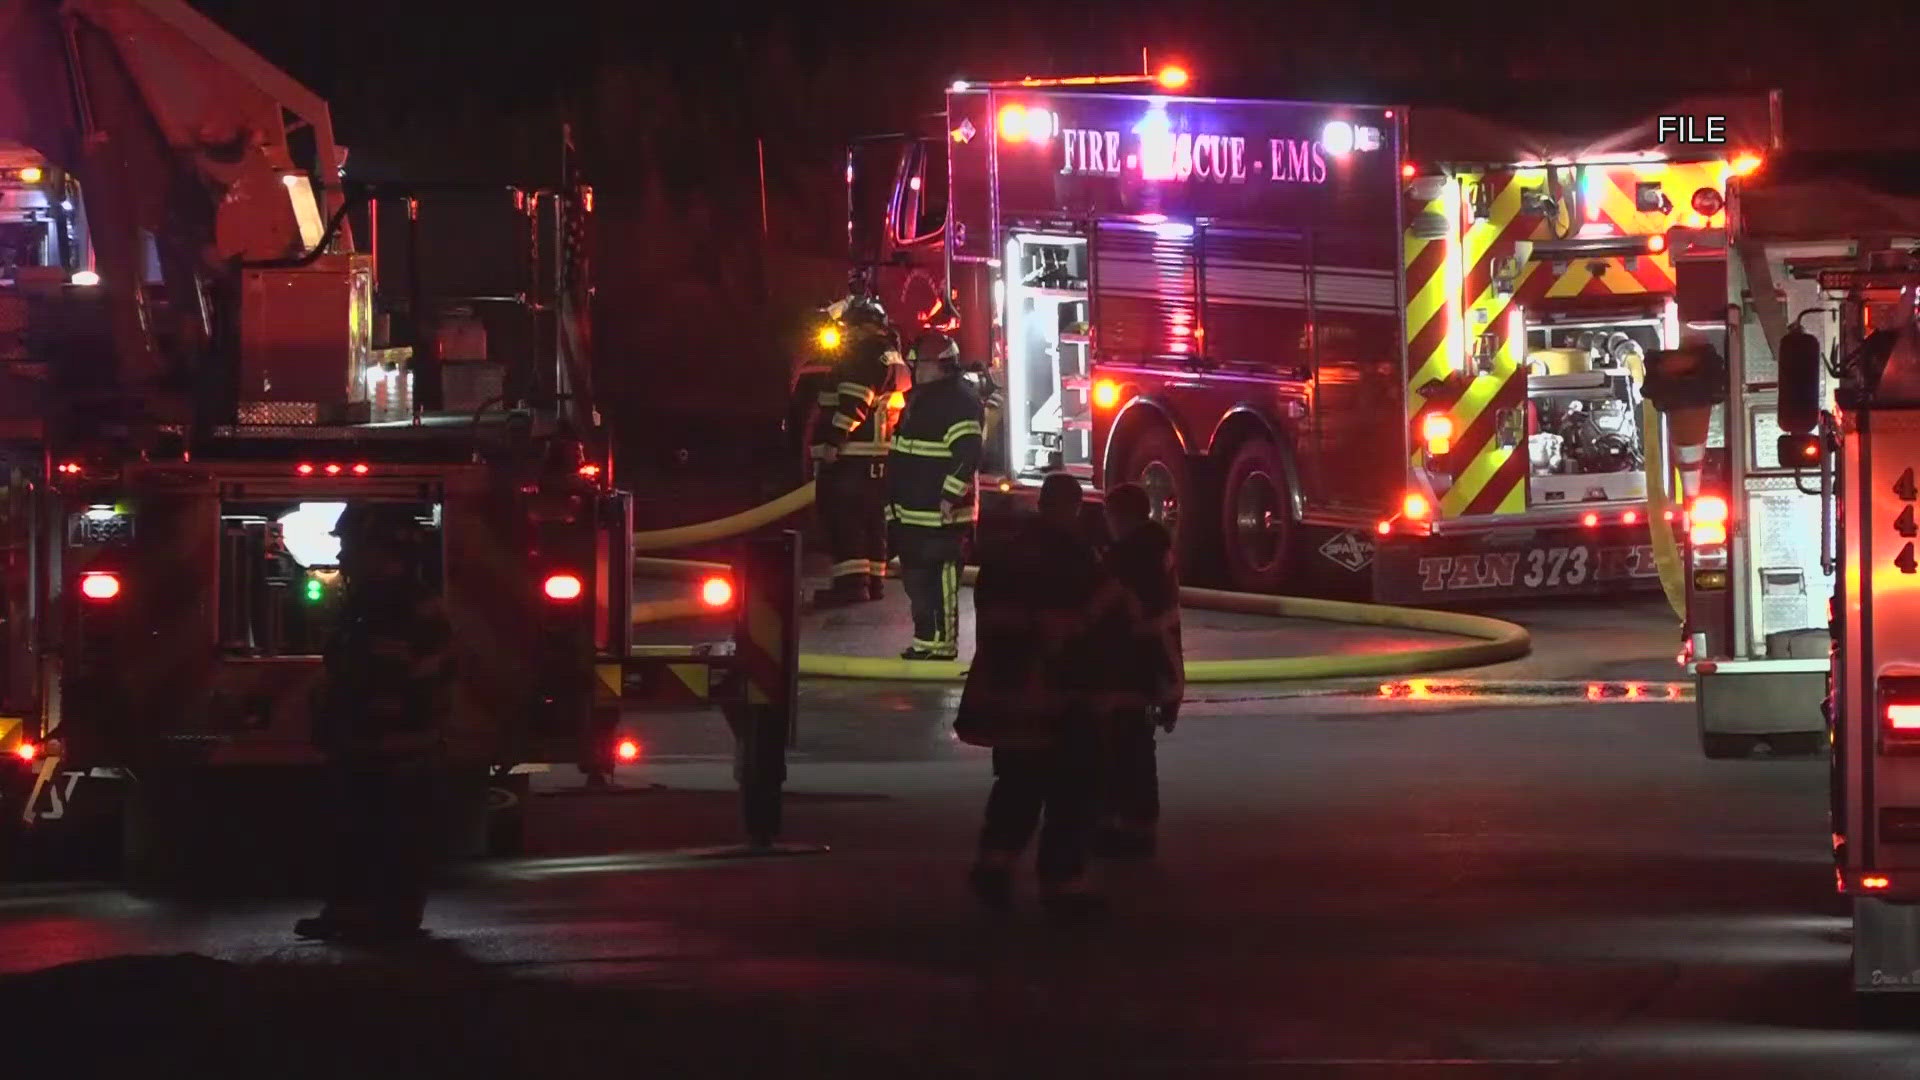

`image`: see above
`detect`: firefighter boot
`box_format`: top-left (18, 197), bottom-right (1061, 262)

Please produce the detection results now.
top-left (811, 578), bottom-right (866, 609)
top-left (867, 575), bottom-right (886, 601)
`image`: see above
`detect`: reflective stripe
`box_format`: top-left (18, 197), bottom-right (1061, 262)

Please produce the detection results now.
top-left (830, 558), bottom-right (869, 578)
top-left (832, 413), bottom-right (857, 431)
top-left (838, 382), bottom-right (878, 405)
top-left (868, 560), bottom-right (890, 576)
top-left (941, 475), bottom-right (969, 496)
top-left (883, 350), bottom-right (906, 367)
top-left (943, 420), bottom-right (982, 445)
top-left (891, 437), bottom-right (950, 457)
top-left (840, 443), bottom-right (888, 457)
top-left (816, 392), bottom-right (840, 406)
top-left (941, 562), bottom-right (958, 646)
top-left (888, 506), bottom-right (972, 527)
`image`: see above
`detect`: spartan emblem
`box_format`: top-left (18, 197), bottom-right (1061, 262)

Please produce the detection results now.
top-left (1318, 530), bottom-right (1374, 573)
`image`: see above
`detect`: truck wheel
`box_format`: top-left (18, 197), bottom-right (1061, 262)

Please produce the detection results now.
top-left (1218, 438), bottom-right (1294, 593)
top-left (1115, 424), bottom-right (1207, 580)
top-left (485, 773), bottom-right (530, 858)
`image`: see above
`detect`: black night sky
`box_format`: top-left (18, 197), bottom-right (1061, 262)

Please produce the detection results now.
top-left (183, 0), bottom-right (1920, 429)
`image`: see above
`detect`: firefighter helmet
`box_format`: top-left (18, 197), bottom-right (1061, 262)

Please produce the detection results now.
top-left (331, 502), bottom-right (424, 543)
top-left (910, 329), bottom-right (962, 371)
top-left (921, 293), bottom-right (961, 333)
top-left (841, 295), bottom-right (888, 329)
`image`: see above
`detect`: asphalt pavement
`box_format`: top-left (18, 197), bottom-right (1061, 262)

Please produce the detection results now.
top-left (2, 584), bottom-right (1894, 1077)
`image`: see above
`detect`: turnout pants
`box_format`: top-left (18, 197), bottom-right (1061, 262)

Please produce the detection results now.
top-left (818, 457), bottom-right (888, 594)
top-left (979, 722), bottom-right (1100, 888)
top-left (1103, 707), bottom-right (1160, 832)
top-left (894, 524), bottom-right (962, 657)
top-left (321, 756), bottom-right (439, 929)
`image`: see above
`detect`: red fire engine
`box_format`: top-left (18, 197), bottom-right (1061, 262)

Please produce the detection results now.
top-left (832, 71), bottom-right (1779, 601)
top-left (0, 0), bottom-right (640, 878)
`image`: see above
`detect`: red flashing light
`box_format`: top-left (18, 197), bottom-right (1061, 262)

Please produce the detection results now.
top-left (323, 463), bottom-right (343, 476)
top-left (1888, 704), bottom-right (1920, 732)
top-left (12, 742), bottom-right (36, 763)
top-left (56, 462), bottom-right (82, 476)
top-left (1690, 494), bottom-right (1729, 546)
top-left (1863, 874), bottom-right (1892, 891)
top-left (542, 573), bottom-right (584, 601)
top-left (1622, 510), bottom-right (1639, 525)
top-left (699, 575), bottom-right (734, 610)
top-left (615, 738), bottom-right (640, 763)
top-left (1401, 493), bottom-right (1432, 521)
top-left (296, 463), bottom-right (315, 476)
top-left (998, 103), bottom-right (1027, 143)
top-left (578, 463), bottom-right (602, 479)
top-left (350, 463), bottom-right (370, 476)
top-left (78, 571), bottom-right (121, 601)
top-left (1647, 234), bottom-right (1668, 254)
top-left (1156, 65), bottom-right (1189, 90)
top-left (1731, 153), bottom-right (1763, 178)
top-left (1401, 163), bottom-right (1417, 180)
top-left (1581, 512), bottom-right (1600, 527)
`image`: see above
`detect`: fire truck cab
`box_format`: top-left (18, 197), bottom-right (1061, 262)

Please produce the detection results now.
top-left (842, 76), bottom-right (1778, 603)
top-left (0, 0), bottom-right (627, 878)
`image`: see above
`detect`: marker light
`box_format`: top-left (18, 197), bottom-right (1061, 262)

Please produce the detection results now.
top-left (615, 738), bottom-right (641, 763)
top-left (1157, 66), bottom-right (1189, 89)
top-left (1582, 512), bottom-right (1600, 527)
top-left (296, 463), bottom-right (315, 476)
top-left (1731, 153), bottom-right (1763, 177)
top-left (323, 463), bottom-right (343, 476)
top-left (78, 571), bottom-right (121, 601)
top-left (56, 462), bottom-right (81, 475)
top-left (1320, 121), bottom-right (1355, 156)
top-left (1376, 520), bottom-right (1392, 536)
top-left (1092, 379), bottom-right (1121, 409)
top-left (1401, 493), bottom-right (1432, 521)
top-left (1401, 163), bottom-right (1417, 179)
top-left (1622, 510), bottom-right (1639, 525)
top-left (13, 742), bottom-right (36, 762)
top-left (1647, 233), bottom-right (1667, 254)
top-left (543, 573), bottom-right (584, 601)
top-left (699, 575), bottom-right (734, 609)
top-left (998, 480), bottom-right (1013, 493)
top-left (1863, 875), bottom-right (1892, 891)
top-left (998, 103), bottom-right (1028, 142)
top-left (70, 270), bottom-right (99, 286)
top-left (1421, 412), bottom-right (1453, 455)
top-left (351, 462), bottom-right (370, 476)
top-left (817, 325), bottom-right (841, 350)
top-left (1888, 705), bottom-right (1920, 731)
top-left (1689, 494), bottom-right (1729, 546)
top-left (18, 165), bottom-right (42, 184)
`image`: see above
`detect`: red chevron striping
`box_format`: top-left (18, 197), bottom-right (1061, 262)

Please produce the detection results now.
top-left (1447, 366), bottom-right (1528, 467)
top-left (1461, 175), bottom-right (1522, 303)
top-left (1463, 439), bottom-right (1530, 516)
top-left (1627, 254), bottom-right (1675, 293)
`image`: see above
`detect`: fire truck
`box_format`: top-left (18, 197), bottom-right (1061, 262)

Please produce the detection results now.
top-left (836, 74), bottom-right (1779, 601)
top-left (1666, 159), bottom-right (1920, 758)
top-left (1719, 163), bottom-right (1920, 995)
top-left (0, 0), bottom-right (635, 878)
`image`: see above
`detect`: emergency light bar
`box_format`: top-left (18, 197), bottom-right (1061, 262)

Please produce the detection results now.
top-left (294, 462), bottom-right (371, 476)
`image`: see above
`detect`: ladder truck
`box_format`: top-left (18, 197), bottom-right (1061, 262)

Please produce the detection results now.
top-left (0, 0), bottom-right (640, 880)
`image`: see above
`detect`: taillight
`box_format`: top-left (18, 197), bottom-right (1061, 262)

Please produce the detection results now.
top-left (615, 738), bottom-right (641, 763)
top-left (1582, 512), bottom-right (1600, 528)
top-left (1689, 494), bottom-right (1729, 546)
top-left (78, 571), bottom-right (121, 601)
top-left (1622, 510), bottom-right (1639, 525)
top-left (542, 573), bottom-right (584, 601)
top-left (1888, 704), bottom-right (1920, 735)
top-left (1421, 413), bottom-right (1453, 455)
top-left (699, 575), bottom-right (734, 609)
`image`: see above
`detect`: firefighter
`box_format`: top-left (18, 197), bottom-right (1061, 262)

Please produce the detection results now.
top-left (886, 321), bottom-right (984, 660)
top-left (296, 503), bottom-right (453, 943)
top-left (810, 295), bottom-right (905, 607)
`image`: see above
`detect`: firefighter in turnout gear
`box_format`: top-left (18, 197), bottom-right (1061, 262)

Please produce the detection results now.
top-left (809, 295), bottom-right (906, 607)
top-left (887, 324), bottom-right (984, 660)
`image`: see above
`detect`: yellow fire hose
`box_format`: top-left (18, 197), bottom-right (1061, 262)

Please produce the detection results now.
top-left (629, 486), bottom-right (1530, 682)
top-left (1641, 401), bottom-right (1687, 621)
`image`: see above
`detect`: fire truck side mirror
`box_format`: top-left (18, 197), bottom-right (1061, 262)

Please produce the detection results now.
top-left (1642, 345), bottom-right (1728, 412)
top-left (1777, 325), bottom-right (1823, 435)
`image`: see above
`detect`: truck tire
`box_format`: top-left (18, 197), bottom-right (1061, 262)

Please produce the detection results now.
top-left (1114, 423), bottom-right (1207, 580)
top-left (1218, 437), bottom-right (1295, 593)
